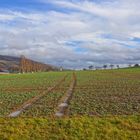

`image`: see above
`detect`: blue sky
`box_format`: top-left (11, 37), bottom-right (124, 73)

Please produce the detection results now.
top-left (0, 0), bottom-right (140, 68)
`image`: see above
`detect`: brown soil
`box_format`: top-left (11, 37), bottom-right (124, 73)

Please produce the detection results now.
top-left (55, 73), bottom-right (76, 117)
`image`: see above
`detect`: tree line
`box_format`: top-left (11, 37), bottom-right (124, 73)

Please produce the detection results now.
top-left (19, 55), bottom-right (56, 73)
top-left (86, 64), bottom-right (140, 70)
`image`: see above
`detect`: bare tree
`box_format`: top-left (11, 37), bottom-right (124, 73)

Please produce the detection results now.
top-left (20, 55), bottom-right (26, 73)
top-left (19, 55), bottom-right (55, 73)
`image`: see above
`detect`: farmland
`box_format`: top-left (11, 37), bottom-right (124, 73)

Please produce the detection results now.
top-left (0, 68), bottom-right (140, 139)
top-left (70, 69), bottom-right (140, 116)
top-left (0, 72), bottom-right (69, 116)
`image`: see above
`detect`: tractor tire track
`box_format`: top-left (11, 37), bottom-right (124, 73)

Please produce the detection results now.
top-left (7, 75), bottom-right (67, 118)
top-left (55, 73), bottom-right (76, 117)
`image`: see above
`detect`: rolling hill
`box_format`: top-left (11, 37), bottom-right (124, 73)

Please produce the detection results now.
top-left (0, 55), bottom-right (58, 72)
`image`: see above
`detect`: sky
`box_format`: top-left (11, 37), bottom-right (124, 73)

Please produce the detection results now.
top-left (0, 0), bottom-right (140, 69)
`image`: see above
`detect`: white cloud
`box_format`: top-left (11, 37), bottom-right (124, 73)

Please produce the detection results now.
top-left (0, 0), bottom-right (140, 68)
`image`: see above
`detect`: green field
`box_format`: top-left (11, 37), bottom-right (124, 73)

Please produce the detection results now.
top-left (70, 69), bottom-right (140, 116)
top-left (0, 68), bottom-right (140, 139)
top-left (0, 72), bottom-right (69, 116)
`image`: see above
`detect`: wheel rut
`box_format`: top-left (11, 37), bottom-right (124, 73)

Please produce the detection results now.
top-left (7, 75), bottom-right (67, 118)
top-left (55, 73), bottom-right (76, 117)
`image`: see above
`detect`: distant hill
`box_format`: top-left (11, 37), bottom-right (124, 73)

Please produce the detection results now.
top-left (0, 55), bottom-right (19, 70)
top-left (0, 55), bottom-right (58, 73)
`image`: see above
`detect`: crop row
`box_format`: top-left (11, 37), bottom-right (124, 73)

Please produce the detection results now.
top-left (0, 72), bottom-right (69, 90)
top-left (20, 75), bottom-right (71, 117)
top-left (69, 70), bottom-right (140, 116)
top-left (0, 69), bottom-right (139, 117)
top-left (0, 91), bottom-right (37, 116)
top-left (0, 72), bottom-right (71, 117)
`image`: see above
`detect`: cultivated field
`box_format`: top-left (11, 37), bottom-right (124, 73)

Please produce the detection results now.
top-left (0, 68), bottom-right (140, 139)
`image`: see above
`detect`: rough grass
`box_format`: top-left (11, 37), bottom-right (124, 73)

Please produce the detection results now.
top-left (0, 116), bottom-right (140, 140)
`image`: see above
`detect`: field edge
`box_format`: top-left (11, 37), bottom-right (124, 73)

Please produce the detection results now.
top-left (0, 115), bottom-right (140, 140)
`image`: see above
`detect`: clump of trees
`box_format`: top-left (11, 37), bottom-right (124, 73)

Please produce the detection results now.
top-left (134, 64), bottom-right (139, 67)
top-left (19, 55), bottom-right (55, 73)
top-left (103, 65), bottom-right (107, 69)
top-left (84, 63), bottom-right (140, 71)
top-left (88, 65), bottom-right (93, 70)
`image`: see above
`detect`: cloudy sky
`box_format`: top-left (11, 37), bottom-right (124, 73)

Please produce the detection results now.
top-left (0, 0), bottom-right (140, 69)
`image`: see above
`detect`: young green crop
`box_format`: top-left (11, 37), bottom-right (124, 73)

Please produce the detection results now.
top-left (0, 72), bottom-right (71, 117)
top-left (21, 75), bottom-right (72, 117)
top-left (0, 69), bottom-right (140, 117)
top-left (0, 91), bottom-right (37, 116)
top-left (69, 68), bottom-right (140, 116)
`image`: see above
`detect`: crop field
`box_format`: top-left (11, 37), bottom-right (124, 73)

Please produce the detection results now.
top-left (0, 68), bottom-right (140, 139)
top-left (0, 72), bottom-right (69, 116)
top-left (69, 69), bottom-right (140, 116)
top-left (21, 75), bottom-right (71, 117)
